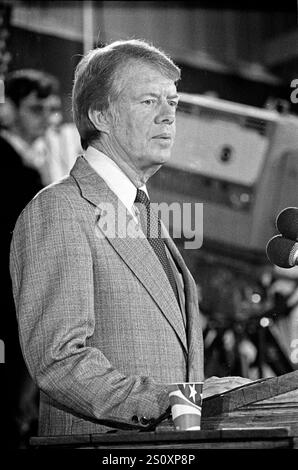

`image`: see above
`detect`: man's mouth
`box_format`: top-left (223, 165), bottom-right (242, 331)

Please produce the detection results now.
top-left (152, 134), bottom-right (172, 140)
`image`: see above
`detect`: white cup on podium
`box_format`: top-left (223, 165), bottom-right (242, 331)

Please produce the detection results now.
top-left (168, 382), bottom-right (203, 431)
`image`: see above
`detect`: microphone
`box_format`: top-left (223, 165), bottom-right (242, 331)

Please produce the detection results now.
top-left (276, 207), bottom-right (298, 241)
top-left (266, 234), bottom-right (298, 268)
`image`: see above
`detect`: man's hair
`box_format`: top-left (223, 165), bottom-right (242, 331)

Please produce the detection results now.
top-left (72, 39), bottom-right (181, 150)
top-left (5, 69), bottom-right (60, 106)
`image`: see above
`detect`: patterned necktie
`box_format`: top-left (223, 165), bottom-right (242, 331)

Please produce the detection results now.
top-left (134, 189), bottom-right (179, 303)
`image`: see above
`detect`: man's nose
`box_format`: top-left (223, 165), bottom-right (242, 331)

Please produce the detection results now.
top-left (155, 102), bottom-right (175, 125)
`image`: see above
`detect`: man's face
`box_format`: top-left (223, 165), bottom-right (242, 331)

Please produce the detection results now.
top-left (108, 61), bottom-right (179, 176)
top-left (15, 91), bottom-right (57, 143)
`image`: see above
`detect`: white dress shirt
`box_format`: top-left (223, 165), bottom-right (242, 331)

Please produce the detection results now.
top-left (84, 145), bottom-right (148, 221)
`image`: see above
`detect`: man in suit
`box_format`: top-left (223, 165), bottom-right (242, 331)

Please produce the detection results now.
top-left (10, 40), bottom-right (250, 437)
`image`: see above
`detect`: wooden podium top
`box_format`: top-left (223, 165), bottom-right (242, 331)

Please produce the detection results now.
top-left (30, 372), bottom-right (298, 449)
top-left (202, 371), bottom-right (298, 418)
top-left (201, 371), bottom-right (298, 441)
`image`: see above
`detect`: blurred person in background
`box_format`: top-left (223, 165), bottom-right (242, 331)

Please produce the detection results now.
top-left (0, 68), bottom-right (60, 224)
top-left (32, 92), bottom-right (82, 186)
top-left (267, 266), bottom-right (298, 370)
top-left (0, 68), bottom-right (60, 448)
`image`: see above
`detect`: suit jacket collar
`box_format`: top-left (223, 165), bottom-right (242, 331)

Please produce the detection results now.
top-left (71, 156), bottom-right (188, 352)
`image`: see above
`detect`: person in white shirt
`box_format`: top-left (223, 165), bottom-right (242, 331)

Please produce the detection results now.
top-left (32, 93), bottom-right (82, 185)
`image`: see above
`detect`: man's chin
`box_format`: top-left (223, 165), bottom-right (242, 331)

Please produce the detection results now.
top-left (159, 153), bottom-right (172, 165)
top-left (154, 148), bottom-right (172, 163)
top-left (148, 155), bottom-right (171, 175)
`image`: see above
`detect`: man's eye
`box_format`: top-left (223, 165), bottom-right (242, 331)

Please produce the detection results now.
top-left (169, 101), bottom-right (178, 108)
top-left (142, 99), bottom-right (155, 105)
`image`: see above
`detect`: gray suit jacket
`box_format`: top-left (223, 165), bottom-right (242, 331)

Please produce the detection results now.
top-left (10, 155), bottom-right (204, 436)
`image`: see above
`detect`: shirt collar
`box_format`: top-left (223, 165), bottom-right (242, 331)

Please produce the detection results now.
top-left (84, 146), bottom-right (148, 217)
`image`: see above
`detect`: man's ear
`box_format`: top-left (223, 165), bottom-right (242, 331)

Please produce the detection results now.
top-left (88, 109), bottom-right (110, 134)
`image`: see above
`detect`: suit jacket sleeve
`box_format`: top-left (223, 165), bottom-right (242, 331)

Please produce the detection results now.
top-left (9, 189), bottom-right (170, 429)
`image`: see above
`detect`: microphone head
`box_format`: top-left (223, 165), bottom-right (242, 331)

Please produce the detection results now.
top-left (266, 234), bottom-right (298, 268)
top-left (276, 207), bottom-right (298, 241)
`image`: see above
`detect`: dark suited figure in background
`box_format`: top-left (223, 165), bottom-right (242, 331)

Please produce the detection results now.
top-left (0, 69), bottom-right (60, 447)
top-left (10, 41), bottom-right (250, 439)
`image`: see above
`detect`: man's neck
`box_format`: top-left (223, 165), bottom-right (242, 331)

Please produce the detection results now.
top-left (91, 139), bottom-right (160, 188)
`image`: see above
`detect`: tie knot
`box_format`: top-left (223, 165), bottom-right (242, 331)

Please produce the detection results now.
top-left (135, 188), bottom-right (150, 207)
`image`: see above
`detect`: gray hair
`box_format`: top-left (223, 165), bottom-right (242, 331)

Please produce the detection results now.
top-left (72, 39), bottom-right (181, 150)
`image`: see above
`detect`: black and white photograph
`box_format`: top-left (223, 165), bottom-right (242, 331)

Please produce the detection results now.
top-left (1, 0), bottom-right (298, 460)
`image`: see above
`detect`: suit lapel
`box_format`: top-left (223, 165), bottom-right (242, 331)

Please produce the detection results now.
top-left (71, 156), bottom-right (187, 352)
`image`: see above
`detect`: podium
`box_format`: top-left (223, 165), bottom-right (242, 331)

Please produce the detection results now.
top-left (30, 372), bottom-right (298, 449)
top-left (201, 370), bottom-right (298, 436)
